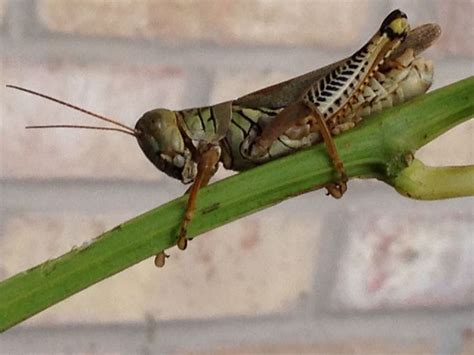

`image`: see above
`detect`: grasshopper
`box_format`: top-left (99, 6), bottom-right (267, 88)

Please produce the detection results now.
top-left (7, 9), bottom-right (440, 267)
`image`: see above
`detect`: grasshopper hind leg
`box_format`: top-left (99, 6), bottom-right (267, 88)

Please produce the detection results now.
top-left (303, 99), bottom-right (348, 198)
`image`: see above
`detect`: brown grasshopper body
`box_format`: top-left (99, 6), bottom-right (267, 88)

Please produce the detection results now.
top-left (7, 9), bottom-right (441, 266)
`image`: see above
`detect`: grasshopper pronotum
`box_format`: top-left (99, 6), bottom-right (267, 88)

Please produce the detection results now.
top-left (7, 9), bottom-right (440, 267)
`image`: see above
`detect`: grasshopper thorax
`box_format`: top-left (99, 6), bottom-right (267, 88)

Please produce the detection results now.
top-left (135, 109), bottom-right (197, 184)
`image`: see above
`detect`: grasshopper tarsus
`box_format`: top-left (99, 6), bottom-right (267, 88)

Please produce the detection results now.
top-left (325, 181), bottom-right (348, 199)
top-left (154, 252), bottom-right (169, 268)
top-left (177, 235), bottom-right (188, 250)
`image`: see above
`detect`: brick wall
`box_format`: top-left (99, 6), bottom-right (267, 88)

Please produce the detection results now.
top-left (1, 0), bottom-right (473, 354)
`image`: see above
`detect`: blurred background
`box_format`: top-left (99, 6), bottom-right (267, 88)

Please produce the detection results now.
top-left (0, 0), bottom-right (473, 354)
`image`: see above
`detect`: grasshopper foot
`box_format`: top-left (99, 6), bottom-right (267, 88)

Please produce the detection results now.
top-left (177, 232), bottom-right (188, 250)
top-left (325, 173), bottom-right (348, 199)
top-left (325, 181), bottom-right (347, 199)
top-left (154, 251), bottom-right (169, 268)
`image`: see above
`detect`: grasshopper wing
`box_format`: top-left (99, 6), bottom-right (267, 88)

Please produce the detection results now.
top-left (234, 59), bottom-right (343, 109)
top-left (235, 24), bottom-right (441, 110)
top-left (390, 23), bottom-right (441, 60)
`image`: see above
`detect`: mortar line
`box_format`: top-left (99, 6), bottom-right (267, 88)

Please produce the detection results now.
top-left (1, 310), bottom-right (472, 352)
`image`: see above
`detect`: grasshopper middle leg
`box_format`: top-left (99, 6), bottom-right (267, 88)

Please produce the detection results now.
top-left (249, 99), bottom-right (348, 198)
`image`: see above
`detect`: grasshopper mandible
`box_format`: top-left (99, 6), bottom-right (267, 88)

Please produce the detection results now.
top-left (7, 9), bottom-right (440, 267)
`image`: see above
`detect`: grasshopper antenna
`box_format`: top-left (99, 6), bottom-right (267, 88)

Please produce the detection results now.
top-left (25, 124), bottom-right (137, 136)
top-left (6, 84), bottom-right (137, 137)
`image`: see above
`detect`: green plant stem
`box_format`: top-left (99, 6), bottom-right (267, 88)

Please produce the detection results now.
top-left (393, 159), bottom-right (474, 199)
top-left (0, 77), bottom-right (473, 332)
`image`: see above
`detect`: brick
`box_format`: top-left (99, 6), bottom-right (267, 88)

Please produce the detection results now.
top-left (436, 1), bottom-right (474, 57)
top-left (330, 209), bottom-right (474, 310)
top-left (2, 58), bottom-right (186, 180)
top-left (1, 207), bottom-right (321, 324)
top-left (37, 0), bottom-right (374, 48)
top-left (208, 340), bottom-right (434, 354)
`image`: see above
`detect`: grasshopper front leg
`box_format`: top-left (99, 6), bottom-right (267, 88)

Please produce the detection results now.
top-left (154, 144), bottom-right (220, 267)
top-left (177, 144), bottom-right (221, 250)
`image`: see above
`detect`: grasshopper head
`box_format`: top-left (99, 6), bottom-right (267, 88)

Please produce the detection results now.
top-left (135, 109), bottom-right (197, 183)
top-left (379, 9), bottom-right (409, 39)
